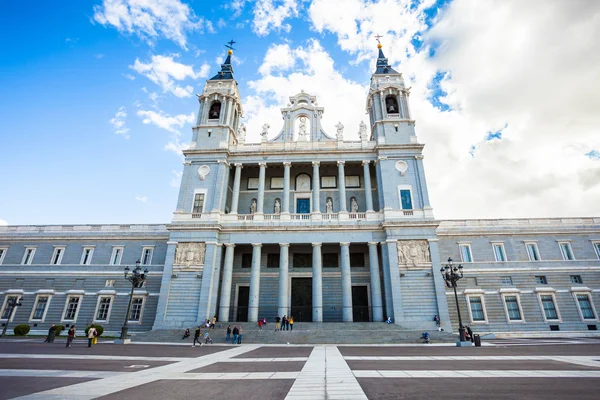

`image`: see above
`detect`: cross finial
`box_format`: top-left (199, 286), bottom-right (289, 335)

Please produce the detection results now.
top-left (225, 39), bottom-right (236, 50)
top-left (375, 34), bottom-right (382, 44)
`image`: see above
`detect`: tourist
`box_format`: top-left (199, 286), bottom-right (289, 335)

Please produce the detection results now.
top-left (434, 315), bottom-right (440, 327)
top-left (226, 325), bottom-right (232, 342)
top-left (204, 331), bottom-right (213, 344)
top-left (258, 318), bottom-right (263, 330)
top-left (66, 325), bottom-right (76, 348)
top-left (238, 326), bottom-right (243, 344)
top-left (87, 326), bottom-right (97, 348)
top-left (289, 316), bottom-right (294, 331)
top-left (232, 325), bottom-right (239, 344)
top-left (386, 316), bottom-right (393, 324)
top-left (211, 315), bottom-right (217, 329)
top-left (45, 324), bottom-right (56, 343)
top-left (182, 328), bottom-right (190, 339)
top-left (275, 315), bottom-right (281, 331)
top-left (192, 326), bottom-right (202, 347)
top-left (466, 326), bottom-right (474, 343)
top-left (285, 316), bottom-right (290, 331)
top-left (281, 315), bottom-right (287, 331)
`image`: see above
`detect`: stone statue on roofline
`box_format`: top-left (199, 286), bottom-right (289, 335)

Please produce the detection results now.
top-left (261, 123), bottom-right (269, 141)
top-left (335, 121), bottom-right (344, 141)
top-left (359, 121), bottom-right (368, 141)
top-left (237, 124), bottom-right (246, 144)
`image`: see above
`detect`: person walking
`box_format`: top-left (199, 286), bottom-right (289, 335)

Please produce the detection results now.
top-left (289, 316), bottom-right (294, 331)
top-left (232, 325), bottom-right (239, 345)
top-left (192, 326), bottom-right (202, 347)
top-left (237, 326), bottom-right (243, 344)
top-left (226, 325), bottom-right (232, 343)
top-left (66, 326), bottom-right (76, 348)
top-left (87, 326), bottom-right (97, 348)
top-left (45, 324), bottom-right (56, 343)
top-left (275, 316), bottom-right (281, 331)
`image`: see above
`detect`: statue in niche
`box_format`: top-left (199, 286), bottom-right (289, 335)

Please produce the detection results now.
top-left (335, 121), bottom-right (344, 140)
top-left (274, 198), bottom-right (281, 214)
top-left (359, 121), bottom-right (368, 141)
top-left (250, 199), bottom-right (257, 214)
top-left (261, 123), bottom-right (270, 140)
top-left (209, 101), bottom-right (221, 119)
top-left (298, 116), bottom-right (308, 139)
top-left (237, 124), bottom-right (246, 144)
top-left (326, 197), bottom-right (333, 213)
top-left (397, 240), bottom-right (431, 268)
top-left (350, 197), bottom-right (359, 213)
top-left (174, 242), bottom-right (206, 267)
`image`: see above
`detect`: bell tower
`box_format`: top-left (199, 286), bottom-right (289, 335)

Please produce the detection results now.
top-left (366, 43), bottom-right (416, 145)
top-left (190, 45), bottom-right (243, 150)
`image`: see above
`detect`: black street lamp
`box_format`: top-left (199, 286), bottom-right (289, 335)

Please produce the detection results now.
top-left (440, 257), bottom-right (467, 342)
top-left (120, 261), bottom-right (148, 340)
top-left (1, 297), bottom-right (23, 337)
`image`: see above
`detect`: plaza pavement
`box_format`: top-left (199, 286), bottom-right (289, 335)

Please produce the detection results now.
top-left (0, 338), bottom-right (599, 399)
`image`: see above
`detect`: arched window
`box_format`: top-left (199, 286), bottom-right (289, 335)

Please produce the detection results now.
top-left (208, 101), bottom-right (221, 120)
top-left (385, 95), bottom-right (399, 114)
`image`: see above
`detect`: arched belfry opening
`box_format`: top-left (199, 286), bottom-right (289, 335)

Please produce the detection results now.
top-left (385, 95), bottom-right (399, 114)
top-left (293, 115), bottom-right (311, 141)
top-left (208, 100), bottom-right (221, 120)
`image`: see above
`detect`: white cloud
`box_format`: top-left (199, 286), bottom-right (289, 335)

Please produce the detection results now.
top-left (109, 106), bottom-right (130, 139)
top-left (130, 55), bottom-right (210, 98)
top-left (171, 169), bottom-right (183, 187)
top-left (164, 137), bottom-right (189, 155)
top-left (226, 0), bottom-right (248, 18)
top-left (92, 0), bottom-right (207, 49)
top-left (137, 109), bottom-right (195, 134)
top-left (252, 0), bottom-right (299, 36)
top-left (0, 219), bottom-right (7, 226)
top-left (135, 196), bottom-right (148, 203)
top-left (123, 73), bottom-right (136, 80)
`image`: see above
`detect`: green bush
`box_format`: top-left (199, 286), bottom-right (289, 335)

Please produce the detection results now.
top-left (13, 324), bottom-right (30, 336)
top-left (85, 324), bottom-right (104, 337)
top-left (54, 325), bottom-right (65, 336)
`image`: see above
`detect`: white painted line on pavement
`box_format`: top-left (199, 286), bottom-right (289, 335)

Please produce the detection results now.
top-left (352, 370), bottom-right (600, 378)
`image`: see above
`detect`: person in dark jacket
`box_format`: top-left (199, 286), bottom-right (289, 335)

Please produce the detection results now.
top-left (192, 326), bottom-right (202, 347)
top-left (226, 325), bottom-right (232, 343)
top-left (45, 324), bottom-right (56, 343)
top-left (182, 328), bottom-right (190, 339)
top-left (232, 325), bottom-right (240, 345)
top-left (66, 326), bottom-right (76, 348)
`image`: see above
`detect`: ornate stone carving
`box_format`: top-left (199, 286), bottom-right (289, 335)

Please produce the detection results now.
top-left (261, 123), bottom-right (269, 140)
top-left (250, 199), bottom-right (257, 214)
top-left (237, 124), bottom-right (246, 144)
top-left (359, 121), bottom-right (368, 141)
top-left (198, 165), bottom-right (210, 180)
top-left (397, 240), bottom-right (431, 267)
top-left (335, 121), bottom-right (344, 141)
top-left (274, 198), bottom-right (281, 214)
top-left (174, 242), bottom-right (206, 267)
top-left (350, 197), bottom-right (359, 213)
top-left (298, 116), bottom-right (308, 140)
top-left (326, 197), bottom-right (333, 213)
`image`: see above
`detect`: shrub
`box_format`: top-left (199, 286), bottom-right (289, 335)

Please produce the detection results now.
top-left (85, 324), bottom-right (104, 337)
top-left (13, 324), bottom-right (30, 336)
top-left (54, 325), bottom-right (65, 336)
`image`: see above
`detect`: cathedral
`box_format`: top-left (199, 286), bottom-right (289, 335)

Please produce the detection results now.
top-left (1, 44), bottom-right (599, 337)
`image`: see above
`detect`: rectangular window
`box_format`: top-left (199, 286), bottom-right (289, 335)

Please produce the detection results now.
top-left (593, 242), bottom-right (600, 259)
top-left (31, 296), bottom-right (49, 320)
top-left (105, 279), bottom-right (115, 287)
top-left (504, 296), bottom-right (522, 321)
top-left (293, 253), bottom-right (312, 269)
top-left (500, 276), bottom-right (513, 285)
top-left (400, 189), bottom-right (413, 210)
top-left (0, 248), bottom-right (6, 264)
top-left (270, 177), bottom-right (284, 189)
top-left (141, 247), bottom-right (153, 265)
top-left (247, 177), bottom-right (259, 190)
top-left (192, 193), bottom-right (205, 214)
top-left (559, 242), bottom-right (575, 261)
top-left (345, 176), bottom-right (360, 188)
top-left (22, 248), bottom-right (36, 265)
top-left (570, 275), bottom-right (583, 284)
top-left (81, 247), bottom-right (94, 265)
top-left (350, 253), bottom-right (365, 268)
top-left (492, 243), bottom-right (506, 262)
top-left (51, 247), bottom-right (65, 265)
top-left (540, 295), bottom-right (559, 320)
top-left (95, 297), bottom-right (112, 321)
top-left (535, 276), bottom-right (548, 284)
top-left (64, 296), bottom-right (81, 321)
top-left (459, 244), bottom-right (473, 263)
top-left (1, 295), bottom-right (20, 320)
top-left (469, 297), bottom-right (485, 321)
top-left (267, 254), bottom-right (280, 268)
top-left (241, 253), bottom-right (252, 268)
top-left (576, 294), bottom-right (596, 320)
top-left (110, 247), bottom-right (123, 265)
top-left (322, 253), bottom-right (339, 268)
top-left (129, 298), bottom-right (144, 322)
top-left (526, 242), bottom-right (541, 261)
top-left (320, 176), bottom-right (337, 188)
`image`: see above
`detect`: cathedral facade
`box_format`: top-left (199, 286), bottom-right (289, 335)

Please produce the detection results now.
top-left (1, 46), bottom-right (599, 337)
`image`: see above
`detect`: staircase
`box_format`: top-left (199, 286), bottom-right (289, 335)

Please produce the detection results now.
top-left (130, 322), bottom-right (457, 344)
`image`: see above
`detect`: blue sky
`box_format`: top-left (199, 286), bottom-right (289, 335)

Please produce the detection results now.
top-left (1, 0), bottom-right (599, 225)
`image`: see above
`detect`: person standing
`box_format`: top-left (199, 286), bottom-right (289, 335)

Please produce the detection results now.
top-left (232, 325), bottom-right (239, 345)
top-left (285, 316), bottom-right (290, 331)
top-left (192, 326), bottom-right (202, 347)
top-left (258, 319), bottom-right (263, 330)
top-left (226, 325), bottom-right (232, 343)
top-left (66, 326), bottom-right (76, 348)
top-left (275, 316), bottom-right (281, 331)
top-left (211, 316), bottom-right (217, 329)
top-left (238, 326), bottom-right (243, 344)
top-left (45, 324), bottom-right (56, 343)
top-left (87, 326), bottom-right (97, 348)
top-left (289, 316), bottom-right (294, 331)
top-left (281, 315), bottom-right (287, 331)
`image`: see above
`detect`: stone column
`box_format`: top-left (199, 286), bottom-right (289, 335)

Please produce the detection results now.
top-left (363, 161), bottom-right (374, 212)
top-left (218, 244), bottom-right (235, 322)
top-left (282, 162), bottom-right (291, 214)
top-left (340, 242), bottom-right (353, 322)
top-left (278, 243), bottom-right (290, 318)
top-left (248, 243), bottom-right (262, 322)
top-left (312, 243), bottom-right (323, 322)
top-left (338, 161), bottom-right (347, 212)
top-left (380, 242), bottom-right (394, 320)
top-left (368, 242), bottom-right (384, 321)
top-left (230, 164), bottom-right (243, 214)
top-left (208, 243), bottom-right (223, 318)
top-left (153, 241), bottom-right (177, 329)
top-left (198, 242), bottom-right (217, 322)
top-left (428, 239), bottom-right (453, 332)
top-left (385, 239), bottom-right (404, 322)
top-left (257, 163), bottom-right (267, 214)
top-left (312, 161), bottom-right (320, 213)
top-left (211, 160), bottom-right (228, 213)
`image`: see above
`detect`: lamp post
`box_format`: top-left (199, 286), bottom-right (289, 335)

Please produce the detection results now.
top-left (1, 297), bottom-right (23, 337)
top-left (120, 261), bottom-right (148, 341)
top-left (440, 257), bottom-right (467, 342)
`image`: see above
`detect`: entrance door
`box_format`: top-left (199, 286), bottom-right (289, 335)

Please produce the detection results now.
top-left (236, 286), bottom-right (249, 322)
top-left (291, 278), bottom-right (312, 322)
top-left (296, 198), bottom-right (310, 214)
top-left (352, 286), bottom-right (370, 322)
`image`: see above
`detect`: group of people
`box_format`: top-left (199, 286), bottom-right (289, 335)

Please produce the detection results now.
top-left (43, 324), bottom-right (97, 348)
top-left (183, 326), bottom-right (214, 347)
top-left (274, 315), bottom-right (294, 331)
top-left (225, 325), bottom-right (243, 344)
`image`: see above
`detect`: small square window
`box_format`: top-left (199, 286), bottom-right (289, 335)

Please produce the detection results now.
top-left (293, 253), bottom-right (312, 269)
top-left (267, 254), bottom-right (280, 268)
top-left (500, 276), bottom-right (513, 285)
top-left (322, 253), bottom-right (339, 268)
top-left (247, 177), bottom-right (259, 190)
top-left (525, 242), bottom-right (541, 261)
top-left (570, 275), bottom-right (583, 284)
top-left (535, 276), bottom-right (548, 285)
top-left (141, 247), bottom-right (154, 265)
top-left (241, 253), bottom-right (252, 268)
top-left (559, 242), bottom-right (575, 261)
top-left (105, 279), bottom-right (115, 287)
top-left (459, 244), bottom-right (473, 263)
top-left (350, 253), bottom-right (365, 268)
top-left (492, 243), bottom-right (507, 262)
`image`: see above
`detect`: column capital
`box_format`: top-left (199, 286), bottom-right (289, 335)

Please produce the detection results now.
top-left (283, 162), bottom-right (292, 167)
top-left (385, 239), bottom-right (397, 244)
top-left (258, 162), bottom-right (267, 168)
top-left (217, 159), bottom-right (229, 165)
top-left (415, 154), bottom-right (424, 160)
top-left (362, 160), bottom-right (371, 165)
top-left (167, 241), bottom-right (178, 245)
top-left (234, 163), bottom-right (243, 168)
top-left (312, 243), bottom-right (322, 247)
top-left (252, 243), bottom-right (263, 247)
top-left (337, 160), bottom-right (345, 166)
top-left (224, 243), bottom-right (236, 248)
top-left (340, 242), bottom-right (350, 247)
top-left (279, 243), bottom-right (290, 247)
top-left (312, 161), bottom-right (320, 166)
top-left (367, 241), bottom-right (380, 246)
